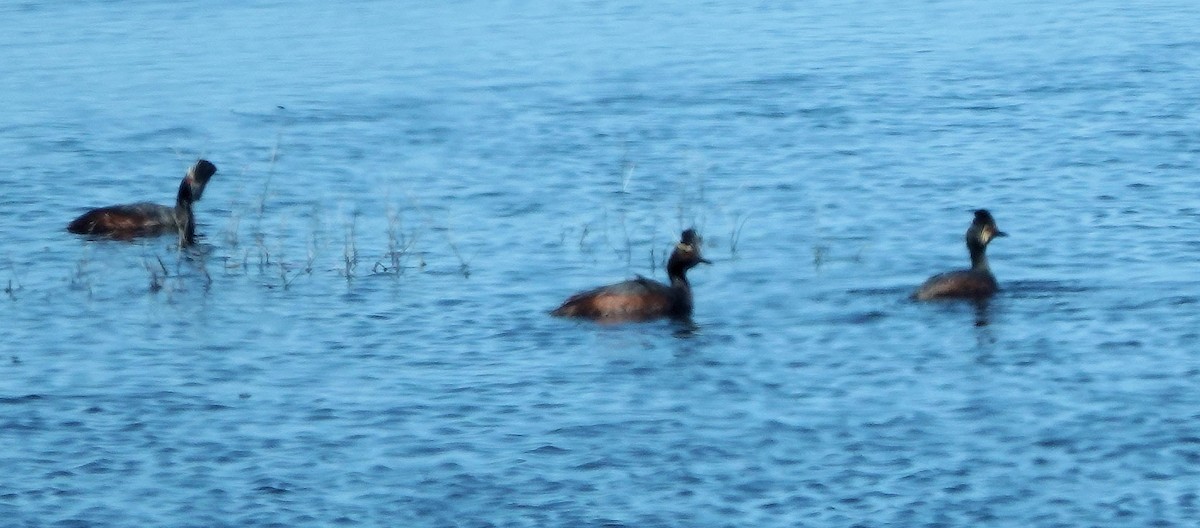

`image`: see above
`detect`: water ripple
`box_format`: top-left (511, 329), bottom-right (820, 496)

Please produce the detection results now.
top-left (2, 0), bottom-right (1200, 526)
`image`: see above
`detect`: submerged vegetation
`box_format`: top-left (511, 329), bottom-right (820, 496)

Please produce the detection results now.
top-left (46, 141), bottom-right (753, 299)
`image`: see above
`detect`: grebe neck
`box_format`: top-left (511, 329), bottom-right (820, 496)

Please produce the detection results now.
top-left (172, 181), bottom-right (196, 245)
top-left (666, 259), bottom-right (692, 289)
top-left (968, 239), bottom-right (990, 271)
top-left (175, 178), bottom-right (195, 208)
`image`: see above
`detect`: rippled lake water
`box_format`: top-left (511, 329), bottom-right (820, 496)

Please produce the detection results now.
top-left (3, 1), bottom-right (1200, 526)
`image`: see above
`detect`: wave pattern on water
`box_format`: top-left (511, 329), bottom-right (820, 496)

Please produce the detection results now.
top-left (2, 0), bottom-right (1200, 526)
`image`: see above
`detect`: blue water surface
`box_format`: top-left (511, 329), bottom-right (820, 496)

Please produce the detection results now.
top-left (2, 1), bottom-right (1200, 526)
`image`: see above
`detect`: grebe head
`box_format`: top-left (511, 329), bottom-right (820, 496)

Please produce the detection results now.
top-left (178, 159), bottom-right (217, 204)
top-left (967, 209), bottom-right (1007, 248)
top-left (668, 229), bottom-right (711, 275)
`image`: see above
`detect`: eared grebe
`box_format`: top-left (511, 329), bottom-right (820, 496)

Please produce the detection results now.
top-left (552, 229), bottom-right (711, 322)
top-left (913, 209), bottom-right (1007, 300)
top-left (67, 159), bottom-right (217, 246)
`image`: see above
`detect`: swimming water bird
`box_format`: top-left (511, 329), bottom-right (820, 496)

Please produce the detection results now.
top-left (913, 209), bottom-right (1007, 300)
top-left (552, 229), bottom-right (711, 322)
top-left (67, 159), bottom-right (217, 246)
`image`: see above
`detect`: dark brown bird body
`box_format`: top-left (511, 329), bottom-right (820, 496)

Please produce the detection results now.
top-left (913, 209), bottom-right (1007, 300)
top-left (552, 229), bottom-right (709, 322)
top-left (68, 159), bottom-right (217, 246)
